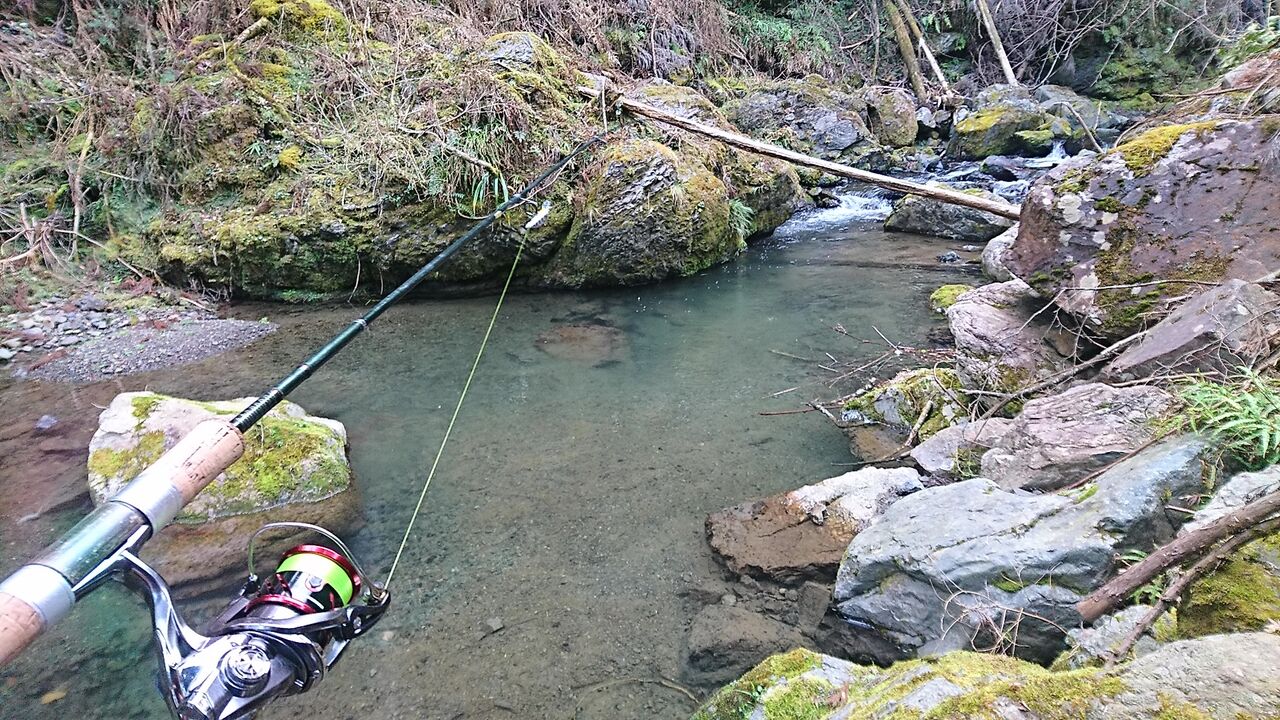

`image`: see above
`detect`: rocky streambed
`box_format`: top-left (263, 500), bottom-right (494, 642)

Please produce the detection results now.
top-left (686, 58), bottom-right (1280, 720)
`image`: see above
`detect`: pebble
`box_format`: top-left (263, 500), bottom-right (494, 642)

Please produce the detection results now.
top-left (485, 617), bottom-right (505, 633)
top-left (34, 415), bottom-right (58, 432)
top-left (0, 348), bottom-right (14, 361)
top-left (719, 593), bottom-right (737, 607)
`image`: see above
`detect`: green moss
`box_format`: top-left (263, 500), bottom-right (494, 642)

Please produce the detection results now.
top-left (276, 144), bottom-right (303, 170)
top-left (760, 677), bottom-right (833, 720)
top-left (1093, 196), bottom-right (1126, 213)
top-left (843, 368), bottom-right (970, 440)
top-left (1178, 533), bottom-right (1280, 637)
top-left (1112, 122), bottom-right (1219, 177)
top-left (693, 649), bottom-right (825, 720)
top-left (130, 395), bottom-right (163, 425)
top-left (930, 284), bottom-right (973, 312)
top-left (1055, 167), bottom-right (1093, 195)
top-left (919, 654), bottom-right (1126, 719)
top-left (88, 431), bottom-right (166, 480)
top-left (1015, 128), bottom-right (1055, 154)
top-left (249, 0), bottom-right (346, 32)
top-left (1154, 693), bottom-right (1215, 720)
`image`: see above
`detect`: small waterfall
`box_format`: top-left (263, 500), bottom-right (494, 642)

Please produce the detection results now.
top-left (775, 190), bottom-right (893, 237)
top-left (1026, 140), bottom-right (1069, 169)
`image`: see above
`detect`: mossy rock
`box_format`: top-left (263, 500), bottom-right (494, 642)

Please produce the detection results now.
top-left (947, 104), bottom-right (1050, 160)
top-left (693, 648), bottom-right (1125, 720)
top-left (87, 391), bottom-right (352, 523)
top-left (533, 138), bottom-right (738, 287)
top-left (1178, 531), bottom-right (1280, 637)
top-left (841, 368), bottom-right (970, 440)
top-left (930, 284), bottom-right (974, 312)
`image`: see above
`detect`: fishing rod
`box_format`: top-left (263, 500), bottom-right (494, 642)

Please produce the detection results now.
top-left (0, 134), bottom-right (602, 720)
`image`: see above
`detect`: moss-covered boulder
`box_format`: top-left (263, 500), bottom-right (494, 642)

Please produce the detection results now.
top-left (1007, 118), bottom-right (1280, 338)
top-left (532, 139), bottom-right (738, 287)
top-left (87, 391), bottom-right (358, 592)
top-left (89, 391), bottom-right (351, 520)
top-left (840, 368), bottom-right (971, 441)
top-left (947, 103), bottom-right (1051, 160)
top-left (883, 183), bottom-right (1015, 242)
top-left (929, 284), bottom-right (974, 312)
top-left (864, 87), bottom-right (919, 147)
top-left (693, 634), bottom-right (1280, 719)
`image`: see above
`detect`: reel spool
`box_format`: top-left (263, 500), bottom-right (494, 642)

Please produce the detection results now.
top-left (74, 522), bottom-right (390, 720)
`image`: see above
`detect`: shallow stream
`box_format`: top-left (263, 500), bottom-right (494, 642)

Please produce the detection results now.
top-left (0, 197), bottom-right (974, 719)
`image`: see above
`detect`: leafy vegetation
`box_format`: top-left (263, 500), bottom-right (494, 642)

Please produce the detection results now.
top-left (1173, 369), bottom-right (1280, 470)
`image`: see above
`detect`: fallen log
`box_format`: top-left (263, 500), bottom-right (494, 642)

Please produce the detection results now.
top-left (1076, 486), bottom-right (1280, 623)
top-left (580, 86), bottom-right (1022, 220)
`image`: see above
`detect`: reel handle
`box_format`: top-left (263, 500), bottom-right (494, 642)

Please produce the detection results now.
top-left (0, 592), bottom-right (42, 667)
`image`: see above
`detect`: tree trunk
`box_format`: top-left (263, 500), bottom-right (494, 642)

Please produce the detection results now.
top-left (885, 0), bottom-right (928, 100)
top-left (894, 0), bottom-right (951, 93)
top-left (1077, 487), bottom-right (1280, 623)
top-left (975, 0), bottom-right (1019, 86)
top-left (581, 86), bottom-right (1022, 220)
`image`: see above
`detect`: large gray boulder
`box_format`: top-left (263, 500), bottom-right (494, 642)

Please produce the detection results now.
top-left (833, 436), bottom-right (1209, 663)
top-left (706, 467), bottom-right (922, 584)
top-left (1103, 279), bottom-right (1280, 381)
top-left (863, 87), bottom-right (919, 147)
top-left (979, 383), bottom-right (1175, 492)
top-left (883, 184), bottom-right (1015, 242)
top-left (87, 392), bottom-right (359, 593)
top-left (722, 76), bottom-right (880, 165)
top-left (691, 634), bottom-right (1280, 720)
top-left (945, 280), bottom-right (1072, 398)
top-left (1007, 118), bottom-right (1280, 338)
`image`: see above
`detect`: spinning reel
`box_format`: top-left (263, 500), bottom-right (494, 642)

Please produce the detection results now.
top-left (73, 521), bottom-right (390, 720)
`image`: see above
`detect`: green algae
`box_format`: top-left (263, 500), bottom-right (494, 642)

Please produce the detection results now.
top-left (930, 284), bottom-right (974, 312)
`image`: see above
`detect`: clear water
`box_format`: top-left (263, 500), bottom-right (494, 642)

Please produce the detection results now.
top-left (0, 200), bottom-right (973, 719)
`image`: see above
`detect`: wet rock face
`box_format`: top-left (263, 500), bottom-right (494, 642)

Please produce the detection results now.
top-left (979, 383), bottom-right (1174, 492)
top-left (705, 467), bottom-right (923, 584)
top-left (87, 392), bottom-right (358, 592)
top-left (1007, 118), bottom-right (1280, 338)
top-left (833, 436), bottom-right (1209, 664)
top-left (883, 183), bottom-right (1015, 241)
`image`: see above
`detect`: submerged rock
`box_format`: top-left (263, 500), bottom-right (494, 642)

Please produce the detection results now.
top-left (883, 183), bottom-right (1015, 242)
top-left (692, 634), bottom-right (1280, 720)
top-left (682, 606), bottom-right (809, 688)
top-left (979, 383), bottom-right (1174, 492)
top-left (88, 391), bottom-right (357, 591)
top-left (1007, 118), bottom-right (1280, 337)
top-left (534, 323), bottom-right (628, 366)
top-left (706, 467), bottom-right (923, 584)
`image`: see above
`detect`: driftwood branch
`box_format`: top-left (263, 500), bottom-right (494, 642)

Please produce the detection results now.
top-left (583, 86), bottom-right (1021, 220)
top-left (1077, 488), bottom-right (1280, 623)
top-left (1103, 514), bottom-right (1280, 667)
top-left (894, 0), bottom-right (951, 93)
top-left (975, 0), bottom-right (1019, 86)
